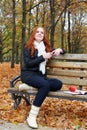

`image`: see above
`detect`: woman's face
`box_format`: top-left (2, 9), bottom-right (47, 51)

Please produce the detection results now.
top-left (34, 27), bottom-right (44, 42)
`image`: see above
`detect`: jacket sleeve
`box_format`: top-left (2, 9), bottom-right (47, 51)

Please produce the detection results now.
top-left (23, 48), bottom-right (45, 68)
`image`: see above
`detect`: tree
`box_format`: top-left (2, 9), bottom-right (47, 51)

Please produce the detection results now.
top-left (49, 0), bottom-right (56, 48)
top-left (67, 0), bottom-right (71, 53)
top-left (0, 30), bottom-right (3, 63)
top-left (20, 0), bottom-right (26, 68)
top-left (11, 0), bottom-right (16, 68)
top-left (27, 0), bottom-right (34, 37)
top-left (61, 11), bottom-right (66, 49)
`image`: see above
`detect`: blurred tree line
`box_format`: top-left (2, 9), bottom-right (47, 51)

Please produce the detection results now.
top-left (0, 0), bottom-right (87, 67)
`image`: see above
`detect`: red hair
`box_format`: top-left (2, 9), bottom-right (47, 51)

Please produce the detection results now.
top-left (26, 26), bottom-right (52, 57)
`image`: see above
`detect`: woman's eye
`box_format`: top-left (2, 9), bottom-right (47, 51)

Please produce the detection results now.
top-left (36, 31), bottom-right (39, 33)
top-left (41, 32), bottom-right (44, 34)
top-left (36, 31), bottom-right (44, 34)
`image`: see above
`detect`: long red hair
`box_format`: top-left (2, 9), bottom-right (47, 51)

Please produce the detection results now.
top-left (26, 26), bottom-right (52, 57)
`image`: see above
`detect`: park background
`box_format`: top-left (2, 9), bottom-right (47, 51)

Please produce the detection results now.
top-left (0, 0), bottom-right (87, 129)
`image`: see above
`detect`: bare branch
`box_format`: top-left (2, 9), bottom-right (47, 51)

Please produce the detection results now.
top-left (27, 0), bottom-right (47, 13)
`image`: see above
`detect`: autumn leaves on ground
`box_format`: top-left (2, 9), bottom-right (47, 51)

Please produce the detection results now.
top-left (0, 63), bottom-right (87, 130)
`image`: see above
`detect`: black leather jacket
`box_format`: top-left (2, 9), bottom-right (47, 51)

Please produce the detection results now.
top-left (21, 48), bottom-right (46, 81)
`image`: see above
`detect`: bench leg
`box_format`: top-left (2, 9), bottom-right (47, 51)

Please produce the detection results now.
top-left (14, 97), bottom-right (22, 109)
top-left (13, 94), bottom-right (31, 109)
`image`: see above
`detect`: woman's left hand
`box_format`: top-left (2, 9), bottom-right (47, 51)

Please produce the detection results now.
top-left (52, 48), bottom-right (63, 56)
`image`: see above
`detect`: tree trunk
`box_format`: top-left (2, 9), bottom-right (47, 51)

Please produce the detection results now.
top-left (36, 5), bottom-right (39, 25)
top-left (67, 0), bottom-right (71, 53)
top-left (21, 0), bottom-right (26, 68)
top-left (0, 30), bottom-right (3, 63)
top-left (28, 0), bottom-right (32, 38)
top-left (61, 11), bottom-right (66, 49)
top-left (15, 43), bottom-right (19, 64)
top-left (11, 0), bottom-right (16, 68)
top-left (49, 0), bottom-right (55, 49)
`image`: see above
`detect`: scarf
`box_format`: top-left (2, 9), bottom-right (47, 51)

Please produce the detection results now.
top-left (34, 41), bottom-right (47, 74)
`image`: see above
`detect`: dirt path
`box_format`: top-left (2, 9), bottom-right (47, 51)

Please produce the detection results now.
top-left (0, 119), bottom-right (57, 130)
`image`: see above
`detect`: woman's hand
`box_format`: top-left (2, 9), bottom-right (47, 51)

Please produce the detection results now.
top-left (52, 48), bottom-right (64, 56)
top-left (43, 52), bottom-right (52, 59)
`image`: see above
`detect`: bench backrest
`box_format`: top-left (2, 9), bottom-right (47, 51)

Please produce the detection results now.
top-left (47, 54), bottom-right (87, 87)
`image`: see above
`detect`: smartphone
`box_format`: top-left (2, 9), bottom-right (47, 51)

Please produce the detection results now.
top-left (52, 51), bottom-right (55, 54)
top-left (60, 50), bottom-right (65, 55)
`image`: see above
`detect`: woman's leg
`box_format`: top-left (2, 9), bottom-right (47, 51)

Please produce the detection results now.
top-left (25, 75), bottom-right (50, 128)
top-left (24, 75), bottom-right (50, 106)
top-left (47, 78), bottom-right (62, 91)
top-left (24, 76), bottom-right (62, 128)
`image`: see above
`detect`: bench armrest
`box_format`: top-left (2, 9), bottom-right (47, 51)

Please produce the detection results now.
top-left (10, 75), bottom-right (21, 88)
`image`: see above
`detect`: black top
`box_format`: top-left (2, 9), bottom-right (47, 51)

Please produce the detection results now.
top-left (21, 48), bottom-right (46, 81)
top-left (22, 48), bottom-right (45, 71)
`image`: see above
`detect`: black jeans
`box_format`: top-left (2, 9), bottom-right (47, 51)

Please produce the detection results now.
top-left (22, 75), bottom-right (62, 107)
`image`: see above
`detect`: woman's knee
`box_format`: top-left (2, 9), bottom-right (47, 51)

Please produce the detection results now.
top-left (49, 79), bottom-right (63, 91)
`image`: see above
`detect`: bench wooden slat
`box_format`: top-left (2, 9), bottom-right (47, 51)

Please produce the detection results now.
top-left (47, 61), bottom-right (87, 69)
top-left (51, 76), bottom-right (87, 86)
top-left (47, 69), bottom-right (87, 77)
top-left (53, 54), bottom-right (87, 61)
top-left (7, 89), bottom-right (87, 101)
top-left (48, 91), bottom-right (87, 100)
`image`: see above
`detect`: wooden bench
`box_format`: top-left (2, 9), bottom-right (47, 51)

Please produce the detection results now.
top-left (7, 54), bottom-right (87, 109)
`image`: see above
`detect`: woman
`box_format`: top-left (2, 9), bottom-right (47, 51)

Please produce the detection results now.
top-left (21, 26), bottom-right (63, 129)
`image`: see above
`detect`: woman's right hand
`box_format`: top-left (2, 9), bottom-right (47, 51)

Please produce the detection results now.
top-left (43, 52), bottom-right (52, 59)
